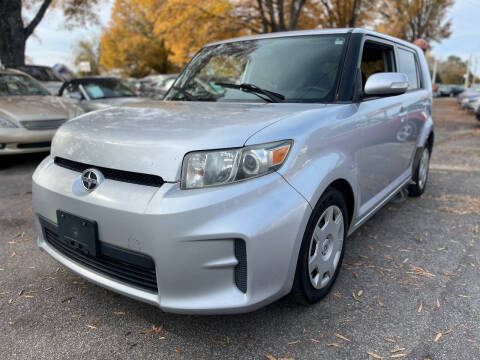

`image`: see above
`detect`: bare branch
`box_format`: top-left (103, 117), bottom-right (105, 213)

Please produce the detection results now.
top-left (24, 0), bottom-right (53, 38)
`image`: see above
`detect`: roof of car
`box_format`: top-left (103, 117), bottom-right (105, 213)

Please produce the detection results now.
top-left (66, 76), bottom-right (120, 84)
top-left (205, 28), bottom-right (420, 52)
top-left (0, 68), bottom-right (31, 76)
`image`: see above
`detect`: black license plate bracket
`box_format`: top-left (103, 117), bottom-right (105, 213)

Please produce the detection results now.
top-left (57, 210), bottom-right (99, 256)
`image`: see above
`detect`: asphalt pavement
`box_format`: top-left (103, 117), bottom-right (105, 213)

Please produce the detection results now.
top-left (0, 98), bottom-right (478, 360)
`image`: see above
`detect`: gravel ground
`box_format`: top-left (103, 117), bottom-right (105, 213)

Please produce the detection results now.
top-left (0, 98), bottom-right (479, 360)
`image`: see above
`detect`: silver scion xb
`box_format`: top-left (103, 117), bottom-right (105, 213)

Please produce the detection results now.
top-left (32, 29), bottom-right (434, 314)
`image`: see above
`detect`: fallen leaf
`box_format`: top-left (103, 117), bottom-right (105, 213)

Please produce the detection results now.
top-left (391, 348), bottom-right (406, 353)
top-left (287, 340), bottom-right (300, 345)
top-left (213, 337), bottom-right (230, 345)
top-left (444, 329), bottom-right (452, 335)
top-left (327, 343), bottom-right (340, 347)
top-left (310, 339), bottom-right (321, 343)
top-left (264, 354), bottom-right (276, 360)
top-left (357, 290), bottom-right (363, 297)
top-left (436, 299), bottom-right (440, 308)
top-left (61, 296), bottom-right (74, 304)
top-left (391, 354), bottom-right (407, 358)
top-left (114, 311), bottom-right (125, 315)
top-left (377, 298), bottom-right (387, 308)
top-left (402, 258), bottom-right (409, 264)
top-left (367, 351), bottom-right (384, 359)
top-left (434, 333), bottom-right (442, 342)
top-left (417, 303), bottom-right (423, 313)
top-left (71, 314), bottom-right (82, 318)
top-left (334, 333), bottom-right (351, 342)
top-left (383, 337), bottom-right (396, 343)
top-left (353, 272), bottom-right (359, 279)
top-left (87, 316), bottom-right (102, 329)
top-left (174, 349), bottom-right (181, 354)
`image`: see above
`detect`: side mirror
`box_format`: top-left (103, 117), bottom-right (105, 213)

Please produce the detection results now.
top-left (364, 72), bottom-right (409, 97)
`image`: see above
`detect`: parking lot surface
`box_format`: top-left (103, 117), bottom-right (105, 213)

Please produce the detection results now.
top-left (0, 98), bottom-right (479, 360)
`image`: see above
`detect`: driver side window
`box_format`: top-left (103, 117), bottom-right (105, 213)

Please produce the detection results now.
top-left (360, 42), bottom-right (395, 90)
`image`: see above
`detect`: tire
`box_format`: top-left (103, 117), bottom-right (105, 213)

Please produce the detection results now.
top-left (292, 188), bottom-right (348, 305)
top-left (476, 112), bottom-right (480, 121)
top-left (408, 146), bottom-right (430, 197)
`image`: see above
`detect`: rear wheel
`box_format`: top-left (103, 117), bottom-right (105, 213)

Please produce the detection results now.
top-left (292, 188), bottom-right (348, 304)
top-left (408, 147), bottom-right (430, 197)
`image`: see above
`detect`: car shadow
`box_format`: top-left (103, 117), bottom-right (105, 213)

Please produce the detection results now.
top-left (0, 152), bottom-right (48, 170)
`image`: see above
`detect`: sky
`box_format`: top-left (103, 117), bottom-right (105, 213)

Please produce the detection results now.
top-left (26, 0), bottom-right (480, 76)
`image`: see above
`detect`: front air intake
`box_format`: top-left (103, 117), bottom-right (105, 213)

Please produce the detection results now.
top-left (234, 239), bottom-right (247, 293)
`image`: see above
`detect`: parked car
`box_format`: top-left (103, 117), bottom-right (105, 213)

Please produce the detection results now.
top-left (33, 28), bottom-right (433, 314)
top-left (147, 74), bottom-right (178, 97)
top-left (58, 77), bottom-right (146, 112)
top-left (0, 69), bottom-right (83, 155)
top-left (474, 98), bottom-right (480, 121)
top-left (457, 85), bottom-right (480, 106)
top-left (460, 93), bottom-right (480, 111)
top-left (440, 84), bottom-right (465, 97)
top-left (14, 65), bottom-right (65, 95)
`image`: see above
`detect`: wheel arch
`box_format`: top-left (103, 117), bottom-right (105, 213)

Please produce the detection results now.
top-left (327, 179), bottom-right (355, 227)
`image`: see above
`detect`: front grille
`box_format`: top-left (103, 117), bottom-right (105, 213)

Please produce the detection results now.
top-left (40, 217), bottom-right (158, 292)
top-left (234, 239), bottom-right (247, 293)
top-left (54, 157), bottom-right (164, 188)
top-left (17, 141), bottom-right (51, 149)
top-left (21, 119), bottom-right (67, 130)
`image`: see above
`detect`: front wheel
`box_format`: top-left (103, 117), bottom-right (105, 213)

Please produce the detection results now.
top-left (408, 147), bottom-right (430, 197)
top-left (292, 188), bottom-right (348, 304)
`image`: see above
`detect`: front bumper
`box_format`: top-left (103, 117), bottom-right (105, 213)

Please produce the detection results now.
top-left (0, 128), bottom-right (55, 155)
top-left (33, 156), bottom-right (310, 314)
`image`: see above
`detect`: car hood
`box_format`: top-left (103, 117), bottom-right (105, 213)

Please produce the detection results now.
top-left (41, 81), bottom-right (63, 95)
top-left (52, 100), bottom-right (329, 182)
top-left (0, 95), bottom-right (81, 125)
top-left (88, 96), bottom-right (146, 107)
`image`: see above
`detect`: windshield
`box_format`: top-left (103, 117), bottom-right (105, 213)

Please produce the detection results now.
top-left (16, 66), bottom-right (62, 82)
top-left (0, 74), bottom-right (50, 96)
top-left (82, 79), bottom-right (136, 99)
top-left (165, 35), bottom-right (347, 103)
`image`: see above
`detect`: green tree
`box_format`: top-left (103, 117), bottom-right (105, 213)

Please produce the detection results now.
top-left (72, 37), bottom-right (101, 76)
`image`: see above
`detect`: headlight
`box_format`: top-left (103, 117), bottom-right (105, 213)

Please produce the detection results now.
top-left (0, 118), bottom-right (18, 128)
top-left (181, 140), bottom-right (292, 189)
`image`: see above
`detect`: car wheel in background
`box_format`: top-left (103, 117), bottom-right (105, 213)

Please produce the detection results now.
top-left (408, 147), bottom-right (430, 197)
top-left (292, 188), bottom-right (348, 304)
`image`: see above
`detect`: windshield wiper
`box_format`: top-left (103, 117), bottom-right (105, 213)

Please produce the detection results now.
top-left (171, 86), bottom-right (198, 101)
top-left (215, 82), bottom-right (285, 103)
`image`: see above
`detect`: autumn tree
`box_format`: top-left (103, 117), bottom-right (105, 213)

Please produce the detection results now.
top-left (316, 0), bottom-right (377, 28)
top-left (100, 0), bottom-right (172, 77)
top-left (376, 0), bottom-right (454, 43)
top-left (0, 0), bottom-right (100, 67)
top-left (154, 0), bottom-right (243, 66)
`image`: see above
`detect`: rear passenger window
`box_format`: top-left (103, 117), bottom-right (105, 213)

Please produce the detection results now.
top-left (397, 49), bottom-right (419, 90)
top-left (360, 42), bottom-right (395, 90)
